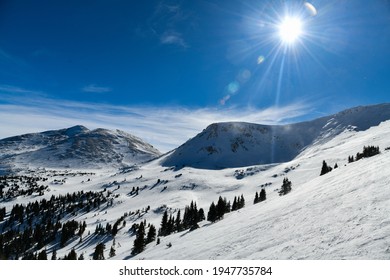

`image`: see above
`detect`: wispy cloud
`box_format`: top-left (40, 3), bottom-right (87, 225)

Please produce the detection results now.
top-left (0, 86), bottom-right (313, 152)
top-left (0, 85), bottom-right (44, 95)
top-left (160, 31), bottom-right (188, 47)
top-left (139, 2), bottom-right (190, 48)
top-left (82, 84), bottom-right (112, 93)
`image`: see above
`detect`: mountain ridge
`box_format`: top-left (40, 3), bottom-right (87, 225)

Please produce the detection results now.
top-left (0, 125), bottom-right (161, 173)
top-left (162, 103), bottom-right (390, 169)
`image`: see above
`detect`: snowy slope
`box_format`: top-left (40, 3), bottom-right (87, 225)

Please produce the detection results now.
top-left (0, 125), bottom-right (161, 173)
top-left (1, 104), bottom-right (390, 260)
top-left (162, 103), bottom-right (390, 169)
top-left (125, 120), bottom-right (390, 260)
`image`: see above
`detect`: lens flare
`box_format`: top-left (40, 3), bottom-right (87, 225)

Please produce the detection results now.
top-left (257, 56), bottom-right (265, 64)
top-left (304, 2), bottom-right (317, 17)
top-left (227, 81), bottom-right (240, 94)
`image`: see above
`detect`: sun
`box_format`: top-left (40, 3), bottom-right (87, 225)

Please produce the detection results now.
top-left (278, 16), bottom-right (303, 44)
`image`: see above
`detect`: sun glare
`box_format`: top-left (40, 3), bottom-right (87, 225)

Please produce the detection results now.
top-left (278, 16), bottom-right (303, 44)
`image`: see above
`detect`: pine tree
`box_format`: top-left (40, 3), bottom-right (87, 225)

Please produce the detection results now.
top-left (51, 249), bottom-right (57, 260)
top-left (239, 194), bottom-right (245, 209)
top-left (109, 246), bottom-right (116, 258)
top-left (216, 196), bottom-right (226, 220)
top-left (0, 207), bottom-right (5, 222)
top-left (158, 210), bottom-right (169, 236)
top-left (132, 222), bottom-right (146, 255)
top-left (198, 208), bottom-right (205, 221)
top-left (279, 178), bottom-right (292, 196)
top-left (224, 198), bottom-right (231, 213)
top-left (174, 210), bottom-right (182, 232)
top-left (207, 202), bottom-right (217, 223)
top-left (37, 249), bottom-right (47, 260)
top-left (334, 163), bottom-right (338, 169)
top-left (254, 192), bottom-right (259, 204)
top-left (146, 224), bottom-right (156, 244)
top-left (232, 196), bottom-right (238, 211)
top-left (66, 248), bottom-right (77, 260)
top-left (259, 189), bottom-right (266, 202)
top-left (320, 160), bottom-right (332, 176)
top-left (78, 253), bottom-right (84, 260)
top-left (93, 243), bottom-right (105, 260)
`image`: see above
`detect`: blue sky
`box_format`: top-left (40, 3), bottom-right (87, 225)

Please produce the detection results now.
top-left (1, 0), bottom-right (390, 151)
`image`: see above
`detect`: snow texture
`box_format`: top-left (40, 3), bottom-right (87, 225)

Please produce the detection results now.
top-left (1, 103), bottom-right (390, 260)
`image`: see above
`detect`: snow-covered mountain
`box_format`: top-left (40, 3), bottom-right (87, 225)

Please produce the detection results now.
top-left (0, 103), bottom-right (390, 260)
top-left (162, 103), bottom-right (390, 169)
top-left (0, 125), bottom-right (161, 173)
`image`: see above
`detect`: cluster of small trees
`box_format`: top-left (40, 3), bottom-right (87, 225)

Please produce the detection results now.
top-left (254, 189), bottom-right (266, 204)
top-left (0, 186), bottom-right (114, 260)
top-left (348, 145), bottom-right (380, 163)
top-left (159, 201), bottom-right (205, 237)
top-left (131, 221), bottom-right (157, 255)
top-left (207, 196), bottom-right (232, 223)
top-left (0, 175), bottom-right (49, 200)
top-left (61, 220), bottom-right (86, 247)
top-left (279, 178), bottom-right (292, 196)
top-left (231, 195), bottom-right (245, 211)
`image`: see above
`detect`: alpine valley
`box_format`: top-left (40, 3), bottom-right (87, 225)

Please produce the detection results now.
top-left (1, 103), bottom-right (390, 260)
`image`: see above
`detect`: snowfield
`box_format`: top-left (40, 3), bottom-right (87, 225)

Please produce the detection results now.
top-left (1, 105), bottom-right (390, 260)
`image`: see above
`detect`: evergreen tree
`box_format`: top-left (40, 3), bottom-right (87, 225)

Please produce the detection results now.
top-left (146, 224), bottom-right (156, 244)
top-left (93, 243), bottom-right (105, 260)
top-left (216, 196), bottom-right (226, 220)
top-left (37, 249), bottom-right (47, 260)
top-left (279, 178), bottom-right (292, 196)
top-left (232, 196), bottom-right (238, 211)
top-left (207, 202), bottom-right (217, 223)
top-left (174, 210), bottom-right (182, 232)
top-left (224, 198), bottom-right (231, 213)
top-left (78, 253), bottom-right (84, 260)
top-left (259, 189), bottom-right (266, 202)
top-left (0, 207), bottom-right (5, 222)
top-left (158, 210), bottom-right (169, 236)
top-left (132, 222), bottom-right (146, 255)
top-left (198, 208), bottom-right (205, 221)
top-left (334, 163), bottom-right (338, 169)
top-left (320, 160), bottom-right (332, 176)
top-left (254, 192), bottom-right (259, 204)
top-left (109, 246), bottom-right (116, 258)
top-left (239, 194), bottom-right (245, 209)
top-left (51, 249), bottom-right (57, 260)
top-left (66, 248), bottom-right (77, 260)
top-left (167, 214), bottom-right (175, 235)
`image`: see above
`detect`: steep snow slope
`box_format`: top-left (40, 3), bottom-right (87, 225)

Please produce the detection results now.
top-left (0, 125), bottom-right (161, 172)
top-left (126, 120), bottom-right (390, 260)
top-left (2, 120), bottom-right (389, 260)
top-left (162, 103), bottom-right (390, 169)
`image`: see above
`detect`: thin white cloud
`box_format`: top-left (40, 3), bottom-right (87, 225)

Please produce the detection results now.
top-left (143, 2), bottom-right (190, 48)
top-left (160, 31), bottom-right (188, 47)
top-left (82, 84), bottom-right (112, 93)
top-left (0, 91), bottom-right (313, 152)
top-left (0, 85), bottom-right (43, 94)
